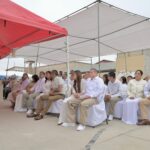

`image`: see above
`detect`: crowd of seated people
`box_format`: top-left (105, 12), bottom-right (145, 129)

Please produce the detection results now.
top-left (2, 68), bottom-right (150, 132)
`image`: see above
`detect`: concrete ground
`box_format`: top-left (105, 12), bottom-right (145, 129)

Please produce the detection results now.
top-left (0, 100), bottom-right (150, 150)
top-left (0, 83), bottom-right (150, 150)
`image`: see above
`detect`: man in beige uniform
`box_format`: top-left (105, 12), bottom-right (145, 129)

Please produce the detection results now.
top-left (138, 80), bottom-right (150, 125)
top-left (34, 70), bottom-right (66, 120)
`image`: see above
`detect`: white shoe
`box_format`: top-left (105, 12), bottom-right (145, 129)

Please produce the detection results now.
top-left (76, 124), bottom-right (86, 131)
top-left (108, 115), bottom-right (113, 121)
top-left (26, 109), bottom-right (33, 115)
top-left (57, 120), bottom-right (63, 125)
top-left (61, 123), bottom-right (76, 127)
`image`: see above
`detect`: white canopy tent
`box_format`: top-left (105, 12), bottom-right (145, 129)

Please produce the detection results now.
top-left (14, 0), bottom-right (150, 72)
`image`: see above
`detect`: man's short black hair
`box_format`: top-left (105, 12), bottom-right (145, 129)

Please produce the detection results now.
top-left (108, 72), bottom-right (116, 78)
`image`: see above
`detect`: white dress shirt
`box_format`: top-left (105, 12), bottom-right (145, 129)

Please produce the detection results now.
top-left (107, 79), bottom-right (121, 97)
top-left (83, 76), bottom-right (104, 100)
top-left (51, 76), bottom-right (66, 95)
top-left (43, 80), bottom-right (51, 95)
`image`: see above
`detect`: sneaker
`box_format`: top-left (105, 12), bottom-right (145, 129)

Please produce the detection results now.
top-left (27, 113), bottom-right (38, 118)
top-left (108, 115), bottom-right (113, 121)
top-left (26, 109), bottom-right (33, 115)
top-left (61, 123), bottom-right (76, 127)
top-left (57, 120), bottom-right (63, 125)
top-left (76, 124), bottom-right (85, 131)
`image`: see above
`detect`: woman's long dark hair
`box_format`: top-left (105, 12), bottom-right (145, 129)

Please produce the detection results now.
top-left (32, 74), bottom-right (39, 83)
top-left (45, 71), bottom-right (51, 83)
top-left (73, 70), bottom-right (82, 93)
top-left (103, 74), bottom-right (109, 85)
top-left (121, 76), bottom-right (127, 84)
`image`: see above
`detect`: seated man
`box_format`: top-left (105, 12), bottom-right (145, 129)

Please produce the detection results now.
top-left (138, 79), bottom-right (150, 125)
top-left (33, 70), bottom-right (66, 120)
top-left (105, 72), bottom-right (122, 121)
top-left (64, 68), bottom-right (105, 131)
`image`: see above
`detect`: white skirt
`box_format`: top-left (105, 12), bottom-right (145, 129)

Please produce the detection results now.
top-left (122, 98), bottom-right (140, 125)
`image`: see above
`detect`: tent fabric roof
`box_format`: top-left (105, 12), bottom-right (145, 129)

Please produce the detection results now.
top-left (0, 0), bottom-right (67, 58)
top-left (15, 0), bottom-right (150, 65)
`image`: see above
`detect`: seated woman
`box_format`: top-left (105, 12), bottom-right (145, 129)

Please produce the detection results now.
top-left (22, 74), bottom-right (39, 115)
top-left (7, 73), bottom-right (29, 108)
top-left (58, 70), bottom-right (85, 125)
top-left (122, 70), bottom-right (147, 124)
top-left (120, 76), bottom-right (128, 100)
top-left (23, 71), bottom-right (46, 117)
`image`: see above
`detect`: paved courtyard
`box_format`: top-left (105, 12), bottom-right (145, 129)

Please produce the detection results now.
top-left (0, 99), bottom-right (150, 150)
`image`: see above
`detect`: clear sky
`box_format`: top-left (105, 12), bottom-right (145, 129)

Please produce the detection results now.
top-left (1, 0), bottom-right (150, 71)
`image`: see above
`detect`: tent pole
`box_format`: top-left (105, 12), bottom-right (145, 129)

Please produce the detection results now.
top-left (6, 55), bottom-right (10, 78)
top-left (24, 58), bottom-right (25, 73)
top-left (97, 1), bottom-right (101, 75)
top-left (124, 53), bottom-right (127, 74)
top-left (35, 44), bottom-right (40, 74)
top-left (66, 36), bottom-right (70, 97)
top-left (91, 58), bottom-right (93, 68)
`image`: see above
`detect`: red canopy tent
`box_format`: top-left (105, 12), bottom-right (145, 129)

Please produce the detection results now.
top-left (0, 0), bottom-right (68, 59)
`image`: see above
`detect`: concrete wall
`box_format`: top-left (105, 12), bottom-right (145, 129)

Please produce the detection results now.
top-left (143, 49), bottom-right (150, 76)
top-left (37, 61), bottom-right (116, 73)
top-left (116, 51), bottom-right (144, 74)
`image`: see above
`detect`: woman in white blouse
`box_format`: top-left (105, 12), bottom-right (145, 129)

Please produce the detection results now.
top-left (122, 70), bottom-right (147, 124)
top-left (43, 71), bottom-right (52, 95)
top-left (120, 76), bottom-right (128, 99)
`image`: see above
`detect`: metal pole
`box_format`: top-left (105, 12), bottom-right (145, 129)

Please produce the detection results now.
top-left (91, 58), bottom-right (93, 68)
top-left (35, 44), bottom-right (40, 74)
top-left (24, 58), bottom-right (25, 72)
top-left (97, 1), bottom-right (101, 75)
top-left (124, 52), bottom-right (127, 74)
top-left (6, 55), bottom-right (10, 78)
top-left (66, 36), bottom-right (70, 97)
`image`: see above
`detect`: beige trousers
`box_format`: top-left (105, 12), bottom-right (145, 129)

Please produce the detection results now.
top-left (36, 94), bottom-right (64, 116)
top-left (22, 92), bottom-right (40, 109)
top-left (139, 98), bottom-right (150, 120)
top-left (106, 96), bottom-right (121, 115)
top-left (66, 96), bottom-right (97, 125)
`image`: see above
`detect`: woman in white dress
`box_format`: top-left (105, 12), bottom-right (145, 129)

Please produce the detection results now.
top-left (122, 70), bottom-right (147, 124)
top-left (58, 70), bottom-right (86, 125)
top-left (113, 76), bottom-right (128, 119)
top-left (120, 76), bottom-right (128, 99)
